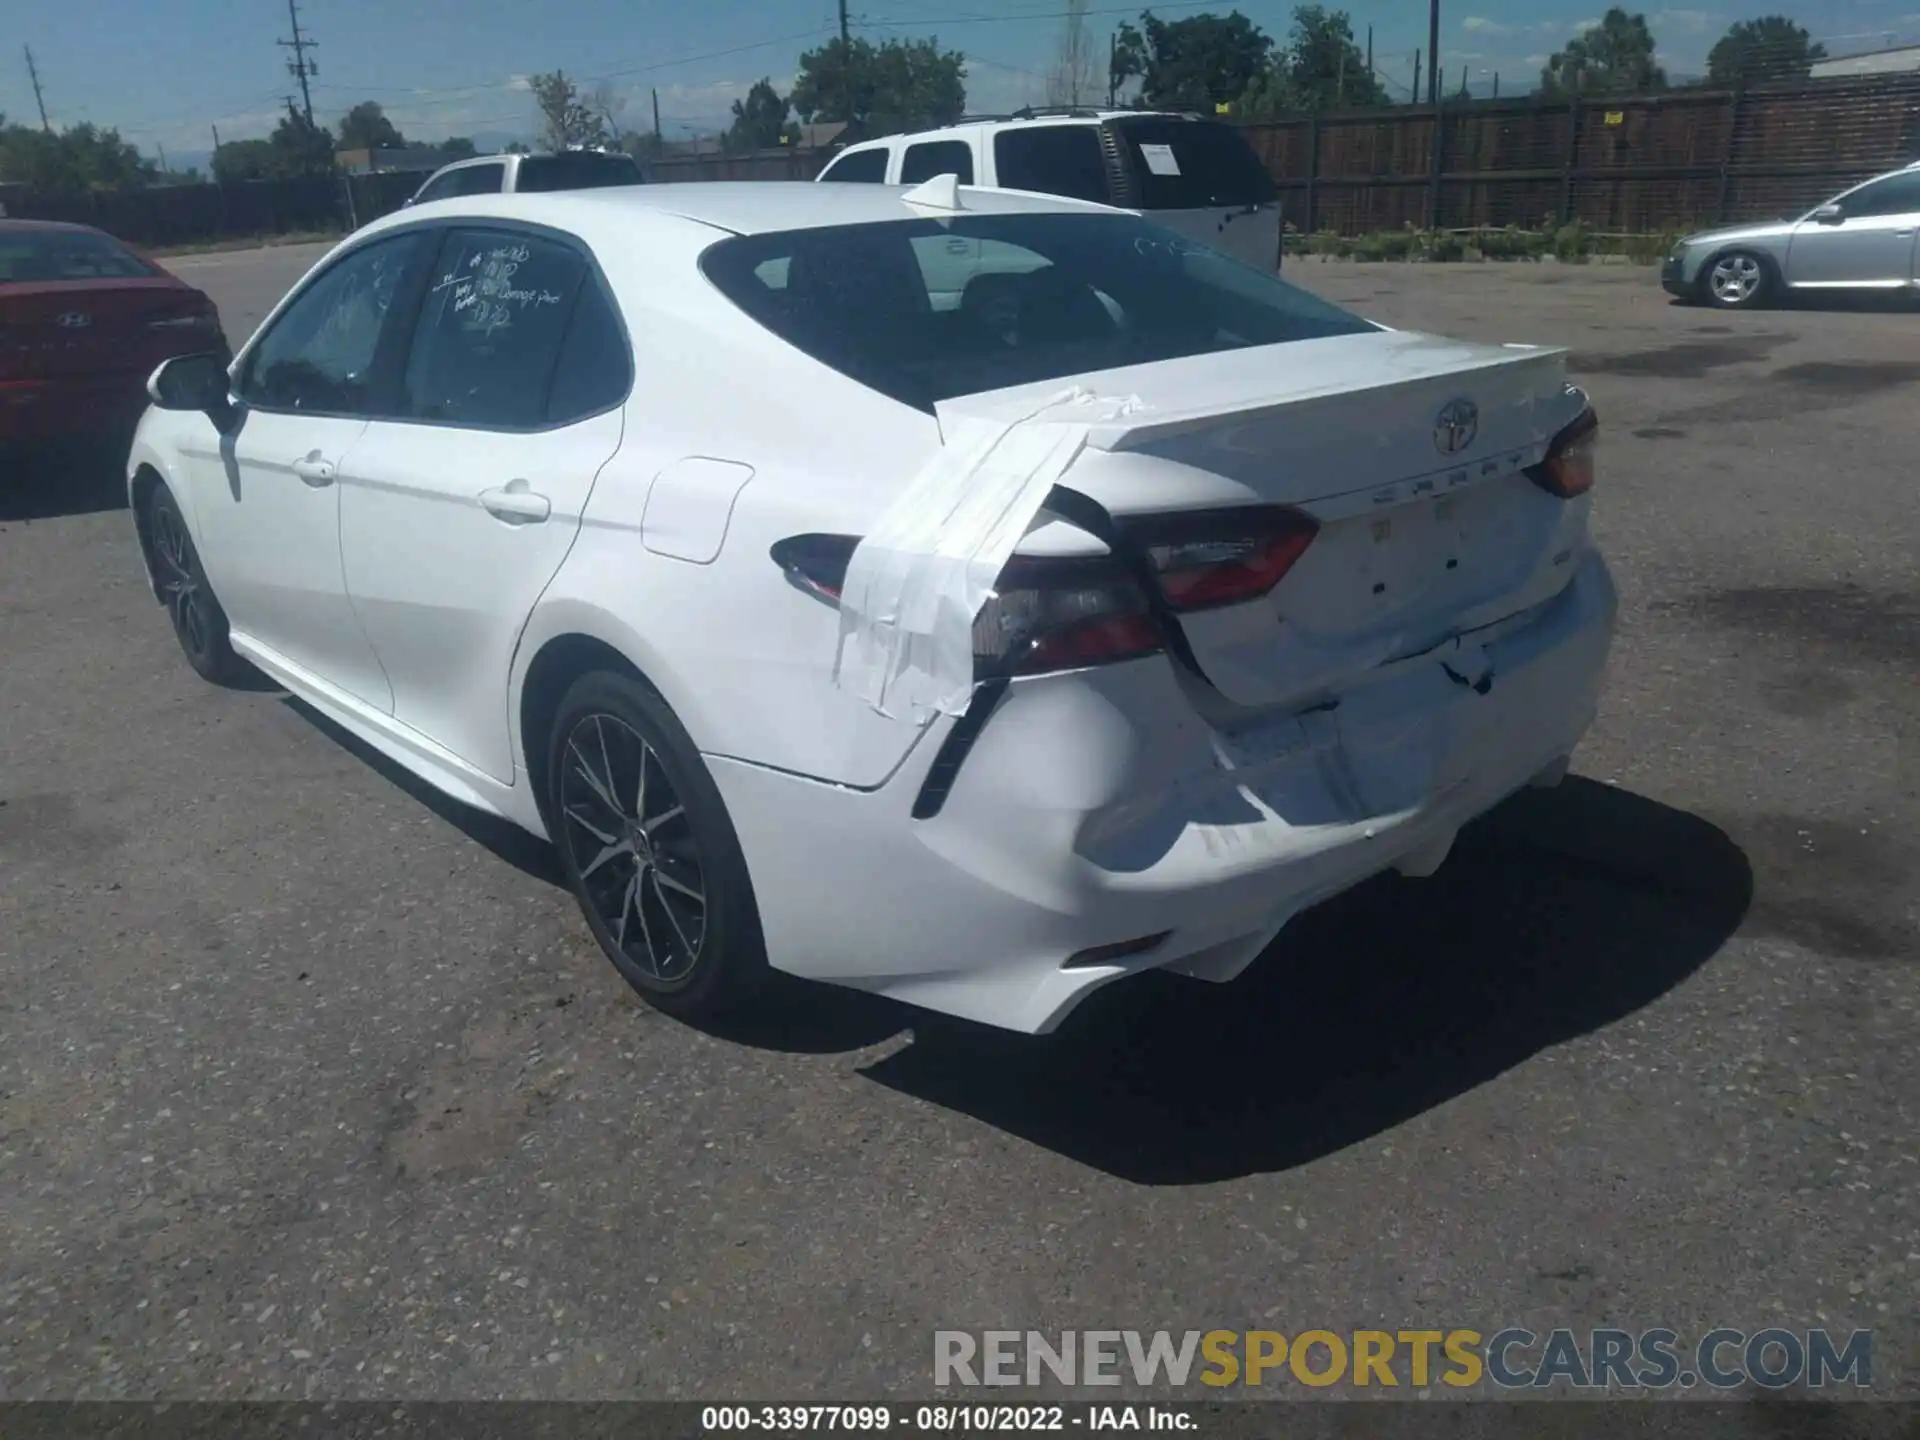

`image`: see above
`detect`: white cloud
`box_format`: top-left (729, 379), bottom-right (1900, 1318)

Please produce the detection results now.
top-left (1461, 15), bottom-right (1512, 34)
top-left (1572, 16), bottom-right (1602, 31)
top-left (505, 74), bottom-right (533, 93)
top-left (1524, 53), bottom-right (1551, 66)
top-left (1654, 8), bottom-right (1719, 35)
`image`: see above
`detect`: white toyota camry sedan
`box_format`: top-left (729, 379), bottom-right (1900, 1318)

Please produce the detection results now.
top-left (128, 179), bottom-right (1616, 1035)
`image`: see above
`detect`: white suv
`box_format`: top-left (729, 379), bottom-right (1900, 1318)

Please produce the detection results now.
top-left (405, 149), bottom-right (645, 206)
top-left (816, 109), bottom-right (1282, 272)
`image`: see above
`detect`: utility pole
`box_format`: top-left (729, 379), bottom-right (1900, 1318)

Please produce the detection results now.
top-left (1459, 63), bottom-right (1467, 98)
top-left (1427, 0), bottom-right (1440, 105)
top-left (1108, 31), bottom-right (1117, 106)
top-left (23, 46), bottom-right (51, 131)
top-left (157, 142), bottom-right (169, 175)
top-left (652, 88), bottom-right (662, 146)
top-left (1366, 27), bottom-right (1373, 79)
top-left (1412, 50), bottom-right (1421, 106)
top-left (1492, 71), bottom-right (1499, 97)
top-left (837, 0), bottom-right (852, 130)
top-left (278, 0), bottom-right (318, 127)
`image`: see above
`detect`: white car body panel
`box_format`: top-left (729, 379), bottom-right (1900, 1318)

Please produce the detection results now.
top-left (127, 183), bottom-right (1617, 1034)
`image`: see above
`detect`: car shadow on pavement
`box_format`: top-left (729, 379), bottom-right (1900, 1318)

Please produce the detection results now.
top-left (859, 778), bottom-right (1753, 1185)
top-left (280, 696), bottom-right (566, 886)
top-left (0, 440), bottom-right (132, 522)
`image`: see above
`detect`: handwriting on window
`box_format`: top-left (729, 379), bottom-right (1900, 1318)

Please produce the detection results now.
top-left (430, 245), bottom-right (564, 336)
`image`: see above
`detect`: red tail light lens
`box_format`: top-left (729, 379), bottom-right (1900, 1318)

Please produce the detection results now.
top-left (1125, 506), bottom-right (1320, 612)
top-left (1529, 406), bottom-right (1598, 499)
top-left (769, 535), bottom-right (1165, 679)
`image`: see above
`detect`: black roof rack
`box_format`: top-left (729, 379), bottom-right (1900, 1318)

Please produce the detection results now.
top-left (951, 105), bottom-right (1109, 123)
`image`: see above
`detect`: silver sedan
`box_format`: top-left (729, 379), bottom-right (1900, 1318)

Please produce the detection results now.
top-left (1662, 161), bottom-right (1920, 309)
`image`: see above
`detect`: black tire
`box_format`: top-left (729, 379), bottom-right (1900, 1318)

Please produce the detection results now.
top-left (546, 669), bottom-right (767, 1021)
top-left (1699, 249), bottom-right (1771, 310)
top-left (146, 483), bottom-right (248, 685)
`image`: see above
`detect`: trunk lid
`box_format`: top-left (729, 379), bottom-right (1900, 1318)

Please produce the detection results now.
top-left (0, 278), bottom-right (218, 381)
top-left (944, 328), bottom-right (1591, 709)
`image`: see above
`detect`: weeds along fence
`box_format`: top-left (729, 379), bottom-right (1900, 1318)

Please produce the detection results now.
top-left (2, 171), bottom-right (420, 249)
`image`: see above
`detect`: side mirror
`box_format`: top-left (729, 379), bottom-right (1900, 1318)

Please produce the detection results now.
top-left (1812, 203), bottom-right (1845, 225)
top-left (148, 352), bottom-right (235, 427)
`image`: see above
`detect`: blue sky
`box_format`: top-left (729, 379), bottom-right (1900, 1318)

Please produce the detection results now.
top-left (6, 0), bottom-right (1919, 167)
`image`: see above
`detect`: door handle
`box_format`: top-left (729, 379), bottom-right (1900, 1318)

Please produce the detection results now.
top-left (290, 452), bottom-right (335, 486)
top-left (479, 482), bottom-right (551, 524)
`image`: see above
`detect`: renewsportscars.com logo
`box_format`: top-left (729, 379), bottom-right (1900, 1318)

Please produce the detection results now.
top-left (934, 1329), bottom-right (1873, 1391)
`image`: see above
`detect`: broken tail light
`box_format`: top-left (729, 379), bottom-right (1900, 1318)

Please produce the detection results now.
top-left (1121, 504), bottom-right (1320, 612)
top-left (1528, 406), bottom-right (1598, 499)
top-left (769, 534), bottom-right (1165, 679)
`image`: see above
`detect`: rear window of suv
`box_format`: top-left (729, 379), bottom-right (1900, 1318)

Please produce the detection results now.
top-left (1113, 118), bottom-right (1275, 210)
top-left (700, 212), bottom-right (1370, 412)
top-left (514, 153), bottom-right (646, 193)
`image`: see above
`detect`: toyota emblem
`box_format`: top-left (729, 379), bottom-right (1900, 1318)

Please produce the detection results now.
top-left (54, 311), bottom-right (92, 329)
top-left (1433, 398), bottom-right (1478, 455)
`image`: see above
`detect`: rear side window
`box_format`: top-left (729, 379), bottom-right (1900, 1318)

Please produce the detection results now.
top-left (992, 126), bottom-right (1110, 204)
top-left (515, 153), bottom-right (645, 193)
top-left (545, 281), bottom-right (632, 424)
top-left (0, 228), bottom-right (154, 282)
top-left (400, 229), bottom-right (587, 428)
top-left (1112, 118), bottom-right (1275, 209)
top-left (701, 213), bottom-right (1372, 412)
top-left (819, 148), bottom-right (888, 183)
top-left (900, 140), bottom-right (974, 185)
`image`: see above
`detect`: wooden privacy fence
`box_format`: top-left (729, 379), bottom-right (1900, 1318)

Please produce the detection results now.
top-left (4, 170), bottom-right (419, 249)
top-left (1246, 71), bottom-right (1920, 235)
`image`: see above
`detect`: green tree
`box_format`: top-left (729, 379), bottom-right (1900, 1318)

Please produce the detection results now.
top-left (1109, 11), bottom-right (1275, 111)
top-left (789, 36), bottom-right (967, 131)
top-left (1539, 8), bottom-right (1667, 97)
top-left (1706, 16), bottom-right (1826, 86)
top-left (530, 71), bottom-right (612, 150)
top-left (1283, 5), bottom-right (1389, 110)
top-left (440, 136), bottom-right (479, 159)
top-left (270, 103), bottom-right (338, 175)
top-left (211, 137), bottom-right (279, 184)
top-left (338, 101), bottom-right (405, 151)
top-left (0, 119), bottom-right (156, 191)
top-left (726, 78), bottom-right (798, 151)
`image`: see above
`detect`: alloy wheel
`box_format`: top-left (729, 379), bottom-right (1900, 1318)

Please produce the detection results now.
top-left (558, 712), bottom-right (708, 985)
top-left (1709, 254), bottom-right (1762, 305)
top-left (151, 502), bottom-right (212, 658)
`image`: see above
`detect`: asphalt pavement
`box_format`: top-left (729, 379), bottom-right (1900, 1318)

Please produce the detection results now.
top-left (1, 248), bottom-right (1915, 1400)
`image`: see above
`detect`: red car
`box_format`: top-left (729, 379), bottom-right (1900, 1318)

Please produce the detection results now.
top-left (1, 218), bottom-right (227, 457)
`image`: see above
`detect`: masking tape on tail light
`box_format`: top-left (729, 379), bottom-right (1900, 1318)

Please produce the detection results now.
top-left (833, 387), bottom-right (1146, 724)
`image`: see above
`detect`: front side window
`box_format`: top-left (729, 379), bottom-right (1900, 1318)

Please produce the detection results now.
top-left (701, 213), bottom-right (1373, 412)
top-left (993, 127), bottom-right (1109, 204)
top-left (399, 229), bottom-right (588, 428)
top-left (818, 148), bottom-right (889, 183)
top-left (1834, 172), bottom-right (1920, 219)
top-left (901, 141), bottom-right (975, 185)
top-left (240, 230), bottom-right (436, 414)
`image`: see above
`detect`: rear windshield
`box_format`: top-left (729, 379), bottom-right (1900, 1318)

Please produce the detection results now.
top-left (0, 228), bottom-right (155, 283)
top-left (515, 153), bottom-right (645, 193)
top-left (1114, 118), bottom-right (1276, 210)
top-left (700, 212), bottom-right (1370, 412)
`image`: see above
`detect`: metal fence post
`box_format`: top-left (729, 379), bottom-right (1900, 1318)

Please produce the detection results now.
top-left (1716, 82), bottom-right (1744, 224)
top-left (1427, 97), bottom-right (1445, 229)
top-left (1305, 113), bottom-right (1320, 235)
top-left (1561, 94), bottom-right (1581, 225)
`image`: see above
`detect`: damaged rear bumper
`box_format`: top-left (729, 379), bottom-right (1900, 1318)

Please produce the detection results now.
top-left (708, 551), bottom-right (1619, 1034)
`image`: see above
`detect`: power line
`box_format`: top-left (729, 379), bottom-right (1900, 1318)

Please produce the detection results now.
top-left (278, 0), bottom-right (319, 126)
